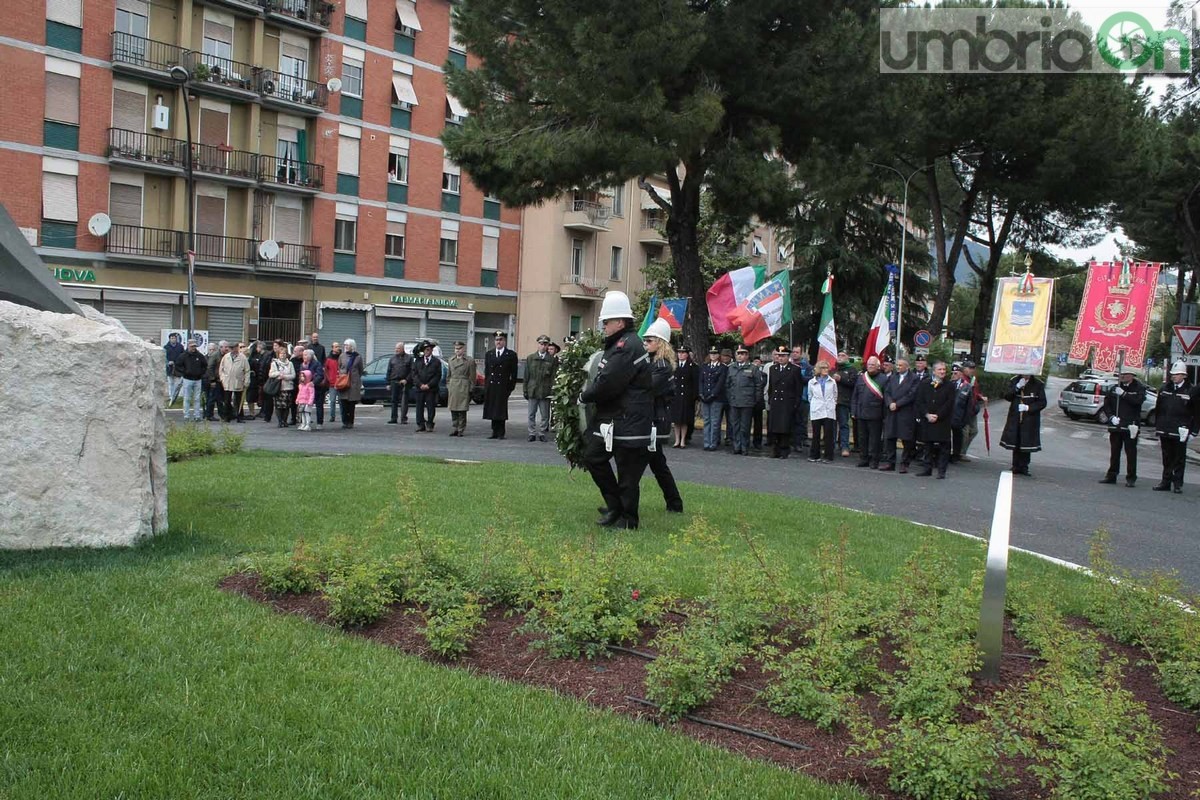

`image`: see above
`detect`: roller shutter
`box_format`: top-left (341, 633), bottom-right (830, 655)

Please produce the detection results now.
top-left (103, 300), bottom-right (173, 342)
top-left (205, 307), bottom-right (244, 345)
top-left (373, 316), bottom-right (420, 356)
top-left (423, 318), bottom-right (468, 349)
top-left (319, 309), bottom-right (367, 350)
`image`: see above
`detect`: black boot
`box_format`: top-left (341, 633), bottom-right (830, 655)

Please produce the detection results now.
top-left (1098, 475), bottom-right (1117, 484)
top-left (596, 510), bottom-right (621, 527)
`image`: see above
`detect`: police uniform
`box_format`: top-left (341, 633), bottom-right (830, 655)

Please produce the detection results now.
top-left (765, 346), bottom-right (803, 458)
top-left (1099, 371), bottom-right (1146, 487)
top-left (483, 331), bottom-right (519, 439)
top-left (1153, 364), bottom-right (1200, 493)
top-left (580, 323), bottom-right (653, 529)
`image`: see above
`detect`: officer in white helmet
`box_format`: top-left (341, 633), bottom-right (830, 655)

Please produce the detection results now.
top-left (579, 291), bottom-right (654, 529)
top-left (1152, 360), bottom-right (1200, 494)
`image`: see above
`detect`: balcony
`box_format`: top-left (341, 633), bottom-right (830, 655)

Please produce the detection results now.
top-left (107, 129), bottom-right (264, 187)
top-left (639, 211), bottom-right (668, 246)
top-left (185, 52), bottom-right (260, 102)
top-left (559, 273), bottom-right (605, 301)
top-left (111, 32), bottom-right (189, 86)
top-left (106, 224), bottom-right (318, 271)
top-left (262, 0), bottom-right (334, 32)
top-left (194, 0), bottom-right (264, 18)
top-left (258, 70), bottom-right (328, 115)
top-left (562, 200), bottom-right (612, 233)
top-left (258, 153), bottom-right (323, 193)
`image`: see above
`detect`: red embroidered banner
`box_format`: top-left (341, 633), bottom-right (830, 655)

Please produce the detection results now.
top-left (1068, 260), bottom-right (1161, 371)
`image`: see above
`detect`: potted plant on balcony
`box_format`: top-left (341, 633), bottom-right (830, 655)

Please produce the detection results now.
top-left (192, 63), bottom-right (211, 82)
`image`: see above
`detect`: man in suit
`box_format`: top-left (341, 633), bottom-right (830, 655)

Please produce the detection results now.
top-left (915, 361), bottom-right (956, 478)
top-left (484, 331), bottom-right (519, 439)
top-left (851, 356), bottom-right (886, 469)
top-left (385, 342), bottom-right (413, 424)
top-left (412, 341), bottom-right (442, 432)
top-left (881, 357), bottom-right (919, 472)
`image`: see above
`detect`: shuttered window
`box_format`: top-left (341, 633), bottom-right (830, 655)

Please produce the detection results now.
top-left (47, 0), bottom-right (82, 26)
top-left (385, 220), bottom-right (405, 258)
top-left (42, 172), bottom-right (78, 222)
top-left (199, 108), bottom-right (228, 146)
top-left (337, 135), bottom-right (359, 175)
top-left (45, 73), bottom-right (80, 124)
top-left (205, 307), bottom-right (244, 345)
top-left (109, 182), bottom-right (142, 226)
top-left (112, 88), bottom-right (145, 130)
top-left (482, 226), bottom-right (499, 271)
top-left (345, 0), bottom-right (367, 19)
top-left (196, 195), bottom-right (225, 236)
top-left (275, 206), bottom-right (302, 244)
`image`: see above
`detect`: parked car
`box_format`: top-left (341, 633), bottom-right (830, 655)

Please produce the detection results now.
top-left (359, 344), bottom-right (485, 406)
top-left (1057, 378), bottom-right (1157, 425)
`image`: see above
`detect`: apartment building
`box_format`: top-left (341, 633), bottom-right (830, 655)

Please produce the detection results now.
top-left (0, 0), bottom-right (519, 359)
top-left (515, 179), bottom-right (797, 355)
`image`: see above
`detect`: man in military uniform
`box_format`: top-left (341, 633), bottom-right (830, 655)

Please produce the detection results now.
top-left (483, 331), bottom-right (519, 439)
top-left (580, 291), bottom-right (653, 529)
top-left (698, 346), bottom-right (728, 451)
top-left (524, 334), bottom-right (556, 442)
top-left (851, 356), bottom-right (886, 469)
top-left (1099, 364), bottom-right (1147, 488)
top-left (671, 345), bottom-right (699, 448)
top-left (766, 345), bottom-right (803, 458)
top-left (1153, 361), bottom-right (1200, 493)
top-left (725, 346), bottom-right (760, 455)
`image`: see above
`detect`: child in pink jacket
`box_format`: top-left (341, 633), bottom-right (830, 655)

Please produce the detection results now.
top-left (296, 370), bottom-right (315, 431)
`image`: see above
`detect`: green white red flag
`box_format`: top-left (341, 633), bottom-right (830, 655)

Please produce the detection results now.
top-left (817, 273), bottom-right (838, 367)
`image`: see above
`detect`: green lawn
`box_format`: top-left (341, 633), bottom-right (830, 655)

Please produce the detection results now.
top-left (0, 453), bottom-right (1093, 799)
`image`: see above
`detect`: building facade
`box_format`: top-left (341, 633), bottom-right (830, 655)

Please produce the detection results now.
top-left (0, 0), bottom-right (519, 360)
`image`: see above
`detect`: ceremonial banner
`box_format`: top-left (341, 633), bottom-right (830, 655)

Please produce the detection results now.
top-left (1068, 260), bottom-right (1161, 371)
top-left (984, 276), bottom-right (1054, 374)
top-left (816, 274), bottom-right (838, 368)
top-left (727, 270), bottom-right (792, 346)
top-left (657, 298), bottom-right (688, 330)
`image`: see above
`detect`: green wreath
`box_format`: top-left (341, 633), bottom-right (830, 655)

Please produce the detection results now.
top-left (551, 329), bottom-right (605, 469)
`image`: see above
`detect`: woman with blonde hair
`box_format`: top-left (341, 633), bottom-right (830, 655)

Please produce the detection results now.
top-left (643, 319), bottom-right (683, 512)
top-left (807, 359), bottom-right (838, 462)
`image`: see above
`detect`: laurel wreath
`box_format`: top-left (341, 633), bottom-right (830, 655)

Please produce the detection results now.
top-left (551, 329), bottom-right (605, 470)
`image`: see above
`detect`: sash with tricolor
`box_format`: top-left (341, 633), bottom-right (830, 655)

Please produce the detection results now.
top-left (862, 371), bottom-right (884, 399)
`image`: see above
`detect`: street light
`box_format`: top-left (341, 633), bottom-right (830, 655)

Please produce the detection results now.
top-left (869, 160), bottom-right (934, 359)
top-left (169, 64), bottom-right (197, 342)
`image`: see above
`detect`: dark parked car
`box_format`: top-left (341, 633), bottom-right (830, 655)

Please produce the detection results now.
top-left (359, 350), bottom-right (484, 407)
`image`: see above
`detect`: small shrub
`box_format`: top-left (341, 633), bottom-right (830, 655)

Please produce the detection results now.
top-left (422, 593), bottom-right (486, 660)
top-left (323, 560), bottom-right (397, 628)
top-left (875, 718), bottom-right (1011, 800)
top-left (645, 618), bottom-right (748, 719)
top-left (255, 541), bottom-right (324, 595)
top-left (166, 423), bottom-right (244, 461)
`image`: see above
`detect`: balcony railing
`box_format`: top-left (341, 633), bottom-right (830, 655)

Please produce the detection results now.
top-left (106, 223), bottom-right (318, 271)
top-left (111, 31), bottom-right (187, 73)
top-left (258, 153), bottom-right (323, 190)
top-left (107, 127), bottom-right (184, 166)
top-left (185, 52), bottom-right (259, 92)
top-left (258, 69), bottom-right (328, 110)
top-left (261, 0), bottom-right (334, 28)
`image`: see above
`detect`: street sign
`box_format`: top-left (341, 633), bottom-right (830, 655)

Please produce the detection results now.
top-left (913, 346), bottom-right (930, 356)
top-left (913, 329), bottom-right (932, 348)
top-left (1170, 332), bottom-right (1200, 366)
top-left (1173, 325), bottom-right (1200, 355)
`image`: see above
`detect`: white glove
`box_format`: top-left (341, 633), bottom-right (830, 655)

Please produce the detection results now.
top-left (1018, 403), bottom-right (1030, 412)
top-left (1110, 416), bottom-right (1120, 427)
top-left (1016, 378), bottom-right (1028, 389)
top-left (1128, 424), bottom-right (1139, 439)
top-left (1113, 386), bottom-right (1124, 396)
top-left (1181, 427), bottom-right (1192, 442)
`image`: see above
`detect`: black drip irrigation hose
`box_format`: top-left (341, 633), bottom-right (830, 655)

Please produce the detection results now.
top-left (624, 696), bottom-right (813, 751)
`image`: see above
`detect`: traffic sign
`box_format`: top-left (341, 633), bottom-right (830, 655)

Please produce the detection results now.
top-left (913, 347), bottom-right (930, 356)
top-left (1173, 325), bottom-right (1200, 355)
top-left (913, 329), bottom-right (932, 348)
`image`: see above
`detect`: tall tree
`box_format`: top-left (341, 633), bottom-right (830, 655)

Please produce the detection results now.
top-left (442, 0), bottom-right (876, 350)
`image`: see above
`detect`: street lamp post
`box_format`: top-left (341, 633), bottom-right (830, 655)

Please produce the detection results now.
top-left (869, 161), bottom-right (934, 359)
top-left (169, 64), bottom-right (197, 341)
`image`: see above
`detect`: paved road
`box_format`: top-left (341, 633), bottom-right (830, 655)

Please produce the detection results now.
top-left (198, 379), bottom-right (1199, 588)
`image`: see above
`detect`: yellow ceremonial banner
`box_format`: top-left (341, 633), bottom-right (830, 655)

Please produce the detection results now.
top-left (984, 276), bottom-right (1053, 374)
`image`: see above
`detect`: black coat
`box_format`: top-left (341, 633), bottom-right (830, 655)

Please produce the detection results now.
top-left (386, 352), bottom-right (414, 384)
top-left (671, 359), bottom-right (700, 424)
top-left (699, 362), bottom-right (728, 403)
top-left (916, 378), bottom-right (955, 443)
top-left (1101, 378), bottom-right (1146, 434)
top-left (650, 359), bottom-right (674, 439)
top-left (1000, 376), bottom-right (1047, 452)
top-left (308, 341), bottom-right (327, 364)
top-left (1155, 379), bottom-right (1200, 439)
top-left (483, 348), bottom-right (519, 420)
top-left (580, 328), bottom-right (653, 447)
top-left (175, 350), bottom-right (208, 381)
top-left (883, 370), bottom-right (920, 441)
top-left (765, 362), bottom-right (803, 434)
top-left (412, 355), bottom-right (442, 392)
top-left (851, 371), bottom-right (886, 421)
top-left (834, 364), bottom-right (858, 408)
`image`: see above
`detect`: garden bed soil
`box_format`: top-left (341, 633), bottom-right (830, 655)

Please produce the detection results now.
top-left (221, 573), bottom-right (1200, 799)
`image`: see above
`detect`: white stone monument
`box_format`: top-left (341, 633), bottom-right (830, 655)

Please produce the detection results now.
top-left (0, 300), bottom-right (168, 548)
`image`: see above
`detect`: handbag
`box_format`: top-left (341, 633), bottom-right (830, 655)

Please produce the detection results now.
top-left (263, 376), bottom-right (281, 396)
top-left (335, 353), bottom-right (355, 391)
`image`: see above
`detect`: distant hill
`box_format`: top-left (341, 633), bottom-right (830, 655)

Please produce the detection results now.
top-left (929, 240), bottom-right (991, 286)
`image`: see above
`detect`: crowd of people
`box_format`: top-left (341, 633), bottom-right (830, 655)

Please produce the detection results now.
top-left (163, 308), bottom-right (1200, 525)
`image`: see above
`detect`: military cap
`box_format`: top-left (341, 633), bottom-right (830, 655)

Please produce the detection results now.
top-left (536, 334), bottom-right (550, 344)
top-left (736, 346), bottom-right (749, 354)
top-left (721, 348), bottom-right (733, 357)
top-left (774, 345), bottom-right (789, 355)
top-left (494, 330), bottom-right (507, 338)
top-left (454, 341), bottom-right (466, 347)
top-left (708, 346), bottom-right (720, 354)
top-left (915, 353), bottom-right (928, 361)
top-left (880, 353), bottom-right (893, 364)
top-left (679, 345), bottom-right (692, 353)
top-left (962, 359), bottom-right (976, 368)
top-left (952, 362), bottom-right (963, 371)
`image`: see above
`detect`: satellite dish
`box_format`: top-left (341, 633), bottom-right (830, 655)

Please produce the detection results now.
top-left (326, 77), bottom-right (342, 93)
top-left (258, 239), bottom-right (280, 261)
top-left (87, 212), bottom-right (112, 236)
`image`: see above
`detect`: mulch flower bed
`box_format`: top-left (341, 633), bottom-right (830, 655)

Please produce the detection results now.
top-left (221, 572), bottom-right (1200, 799)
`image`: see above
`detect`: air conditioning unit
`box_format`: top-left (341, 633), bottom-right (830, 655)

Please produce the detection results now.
top-left (260, 78), bottom-right (276, 95)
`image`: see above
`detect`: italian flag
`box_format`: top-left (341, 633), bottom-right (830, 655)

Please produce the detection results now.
top-left (727, 271), bottom-right (792, 345)
top-left (862, 284), bottom-right (892, 362)
top-left (706, 265), bottom-right (768, 334)
top-left (816, 273), bottom-right (838, 368)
